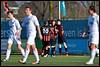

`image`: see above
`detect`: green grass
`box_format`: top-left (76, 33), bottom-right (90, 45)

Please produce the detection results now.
top-left (1, 55), bottom-right (99, 66)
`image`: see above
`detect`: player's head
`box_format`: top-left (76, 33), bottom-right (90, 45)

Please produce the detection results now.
top-left (25, 6), bottom-right (32, 16)
top-left (44, 21), bottom-right (48, 26)
top-left (7, 10), bottom-right (14, 18)
top-left (52, 20), bottom-right (56, 26)
top-left (57, 20), bottom-right (61, 25)
top-left (88, 5), bottom-right (96, 15)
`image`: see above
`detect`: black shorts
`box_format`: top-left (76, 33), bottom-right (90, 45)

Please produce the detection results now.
top-left (58, 35), bottom-right (64, 44)
top-left (42, 41), bottom-right (50, 47)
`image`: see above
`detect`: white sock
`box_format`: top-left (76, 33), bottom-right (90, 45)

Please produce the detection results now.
top-left (64, 42), bottom-right (67, 48)
top-left (21, 49), bottom-right (25, 57)
top-left (59, 44), bottom-right (61, 48)
top-left (96, 48), bottom-right (99, 55)
top-left (89, 49), bottom-right (96, 63)
top-left (33, 49), bottom-right (39, 62)
top-left (6, 48), bottom-right (11, 60)
top-left (23, 49), bottom-right (30, 62)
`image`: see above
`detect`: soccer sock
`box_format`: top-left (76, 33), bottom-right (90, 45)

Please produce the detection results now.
top-left (47, 48), bottom-right (50, 55)
top-left (64, 42), bottom-right (67, 48)
top-left (59, 48), bottom-right (62, 55)
top-left (6, 48), bottom-right (11, 60)
top-left (59, 44), bottom-right (62, 55)
top-left (65, 48), bottom-right (68, 54)
top-left (23, 49), bottom-right (30, 62)
top-left (96, 48), bottom-right (99, 55)
top-left (51, 47), bottom-right (53, 55)
top-left (21, 49), bottom-right (25, 57)
top-left (63, 42), bottom-right (68, 54)
top-left (89, 49), bottom-right (96, 62)
top-left (52, 47), bottom-right (55, 55)
top-left (33, 49), bottom-right (40, 62)
top-left (44, 49), bottom-right (46, 55)
top-left (45, 49), bottom-right (48, 55)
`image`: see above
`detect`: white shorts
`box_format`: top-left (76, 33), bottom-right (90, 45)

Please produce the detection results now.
top-left (89, 34), bottom-right (99, 47)
top-left (27, 34), bottom-right (36, 45)
top-left (8, 35), bottom-right (21, 45)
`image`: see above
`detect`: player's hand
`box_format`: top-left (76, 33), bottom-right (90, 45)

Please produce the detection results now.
top-left (15, 30), bottom-right (20, 36)
top-left (81, 32), bottom-right (86, 37)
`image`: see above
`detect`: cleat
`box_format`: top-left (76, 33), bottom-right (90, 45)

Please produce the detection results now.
top-left (66, 54), bottom-right (68, 56)
top-left (18, 59), bottom-right (26, 64)
top-left (43, 54), bottom-right (48, 57)
top-left (32, 61), bottom-right (40, 64)
top-left (51, 55), bottom-right (55, 57)
top-left (3, 59), bottom-right (8, 62)
top-left (86, 61), bottom-right (93, 64)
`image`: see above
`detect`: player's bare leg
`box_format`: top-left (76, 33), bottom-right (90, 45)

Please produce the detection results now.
top-left (86, 43), bottom-right (97, 64)
top-left (19, 44), bottom-right (30, 64)
top-left (44, 45), bottom-right (50, 57)
top-left (51, 46), bottom-right (56, 57)
top-left (59, 44), bottom-right (62, 55)
top-left (3, 43), bottom-right (12, 61)
top-left (18, 44), bottom-right (25, 57)
top-left (63, 42), bottom-right (68, 56)
top-left (32, 44), bottom-right (40, 64)
top-left (41, 44), bottom-right (46, 57)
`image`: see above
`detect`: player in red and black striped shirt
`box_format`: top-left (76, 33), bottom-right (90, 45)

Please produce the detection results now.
top-left (41, 22), bottom-right (50, 57)
top-left (49, 20), bottom-right (57, 57)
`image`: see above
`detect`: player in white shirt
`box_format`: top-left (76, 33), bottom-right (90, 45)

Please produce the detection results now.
top-left (19, 6), bottom-right (42, 64)
top-left (3, 11), bottom-right (25, 61)
top-left (86, 6), bottom-right (99, 64)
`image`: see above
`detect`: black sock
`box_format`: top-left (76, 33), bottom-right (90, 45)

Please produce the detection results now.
top-left (44, 49), bottom-right (47, 55)
top-left (51, 47), bottom-right (55, 55)
top-left (59, 48), bottom-right (62, 55)
top-left (65, 48), bottom-right (68, 54)
top-left (47, 48), bottom-right (50, 55)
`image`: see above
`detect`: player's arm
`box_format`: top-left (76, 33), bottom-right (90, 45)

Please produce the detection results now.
top-left (37, 26), bottom-right (43, 40)
top-left (21, 18), bottom-right (27, 28)
top-left (34, 16), bottom-right (42, 40)
top-left (15, 20), bottom-right (22, 36)
top-left (61, 26), bottom-right (64, 35)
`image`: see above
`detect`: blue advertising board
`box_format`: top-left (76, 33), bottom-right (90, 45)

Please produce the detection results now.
top-left (1, 19), bottom-right (89, 54)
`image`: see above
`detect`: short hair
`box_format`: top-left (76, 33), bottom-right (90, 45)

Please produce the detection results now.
top-left (7, 10), bottom-right (13, 15)
top-left (25, 6), bottom-right (32, 11)
top-left (89, 5), bottom-right (96, 12)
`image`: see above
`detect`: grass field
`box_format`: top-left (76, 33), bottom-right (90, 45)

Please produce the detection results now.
top-left (1, 55), bottom-right (99, 66)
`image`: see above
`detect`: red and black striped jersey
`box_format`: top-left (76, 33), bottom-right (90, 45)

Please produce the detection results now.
top-left (50, 26), bottom-right (57, 39)
top-left (41, 26), bottom-right (50, 41)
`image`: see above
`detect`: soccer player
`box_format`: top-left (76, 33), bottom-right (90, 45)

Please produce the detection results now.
top-left (19, 6), bottom-right (42, 64)
top-left (3, 11), bottom-right (25, 61)
top-left (56, 20), bottom-right (68, 56)
top-left (86, 6), bottom-right (99, 64)
top-left (49, 20), bottom-right (57, 57)
top-left (41, 21), bottom-right (51, 57)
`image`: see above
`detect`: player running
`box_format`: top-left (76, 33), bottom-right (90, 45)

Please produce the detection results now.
top-left (86, 6), bottom-right (99, 64)
top-left (19, 6), bottom-right (42, 64)
top-left (2, 11), bottom-right (25, 62)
